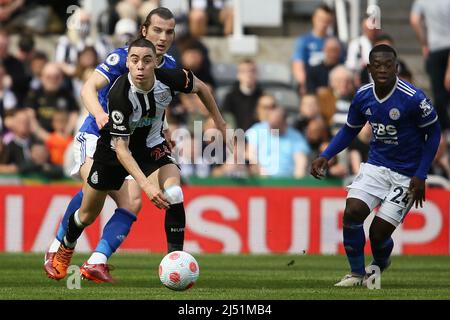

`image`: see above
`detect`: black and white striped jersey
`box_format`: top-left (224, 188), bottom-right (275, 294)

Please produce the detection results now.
top-left (94, 68), bottom-right (194, 165)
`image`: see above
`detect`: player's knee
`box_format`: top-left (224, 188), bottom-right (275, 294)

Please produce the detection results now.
top-left (343, 200), bottom-right (370, 224)
top-left (343, 207), bottom-right (365, 225)
top-left (164, 185), bottom-right (183, 205)
top-left (127, 197), bottom-right (142, 215)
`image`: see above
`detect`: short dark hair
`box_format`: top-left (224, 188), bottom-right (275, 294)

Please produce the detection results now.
top-left (139, 7), bottom-right (175, 38)
top-left (369, 44), bottom-right (397, 62)
top-left (128, 38), bottom-right (156, 54)
top-left (313, 4), bottom-right (333, 16)
top-left (18, 33), bottom-right (35, 53)
top-left (374, 33), bottom-right (394, 45)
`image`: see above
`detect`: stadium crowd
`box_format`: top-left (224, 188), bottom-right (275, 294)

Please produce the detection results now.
top-left (0, 0), bottom-right (449, 182)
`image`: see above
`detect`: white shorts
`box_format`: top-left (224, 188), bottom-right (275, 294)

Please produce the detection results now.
top-left (347, 163), bottom-right (414, 227)
top-left (70, 132), bottom-right (98, 178)
top-left (70, 132), bottom-right (134, 181)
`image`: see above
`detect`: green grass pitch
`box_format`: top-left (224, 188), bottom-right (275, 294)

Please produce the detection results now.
top-left (0, 253), bottom-right (449, 300)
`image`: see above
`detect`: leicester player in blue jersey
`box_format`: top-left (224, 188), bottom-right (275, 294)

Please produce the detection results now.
top-left (44, 8), bottom-right (186, 283)
top-left (311, 44), bottom-right (441, 286)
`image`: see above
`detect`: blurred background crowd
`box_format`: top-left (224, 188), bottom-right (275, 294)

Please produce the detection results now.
top-left (0, 0), bottom-right (449, 185)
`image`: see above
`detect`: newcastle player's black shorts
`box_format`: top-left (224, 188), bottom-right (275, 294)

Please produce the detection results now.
top-left (87, 142), bottom-right (178, 191)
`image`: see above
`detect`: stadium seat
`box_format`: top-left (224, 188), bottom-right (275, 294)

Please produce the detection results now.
top-left (212, 63), bottom-right (237, 86)
top-left (257, 63), bottom-right (293, 87)
top-left (263, 85), bottom-right (299, 112)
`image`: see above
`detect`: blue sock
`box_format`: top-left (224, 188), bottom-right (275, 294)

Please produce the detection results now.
top-left (56, 190), bottom-right (83, 242)
top-left (371, 237), bottom-right (393, 271)
top-left (343, 221), bottom-right (366, 276)
top-left (94, 208), bottom-right (137, 258)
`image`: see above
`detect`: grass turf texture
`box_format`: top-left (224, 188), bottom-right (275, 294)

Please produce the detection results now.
top-left (0, 253), bottom-right (449, 300)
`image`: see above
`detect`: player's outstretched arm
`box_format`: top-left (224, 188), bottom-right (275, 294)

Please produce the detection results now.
top-left (311, 156), bottom-right (329, 180)
top-left (192, 76), bottom-right (233, 153)
top-left (112, 135), bottom-right (170, 209)
top-left (311, 124), bottom-right (362, 179)
top-left (81, 72), bottom-right (110, 129)
top-left (409, 121), bottom-right (441, 208)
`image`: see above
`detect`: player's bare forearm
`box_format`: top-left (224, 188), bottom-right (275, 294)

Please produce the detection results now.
top-left (194, 78), bottom-right (226, 128)
top-left (113, 136), bottom-right (169, 209)
top-left (81, 72), bottom-right (109, 128)
top-left (113, 136), bottom-right (149, 189)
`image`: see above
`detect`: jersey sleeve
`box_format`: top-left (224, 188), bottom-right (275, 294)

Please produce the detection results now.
top-left (346, 95), bottom-right (366, 128)
top-left (107, 77), bottom-right (132, 136)
top-left (155, 68), bottom-right (194, 94)
top-left (413, 91), bottom-right (439, 128)
top-left (95, 47), bottom-right (128, 84)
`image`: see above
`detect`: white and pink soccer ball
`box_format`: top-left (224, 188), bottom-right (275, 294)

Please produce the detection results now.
top-left (159, 251), bottom-right (199, 291)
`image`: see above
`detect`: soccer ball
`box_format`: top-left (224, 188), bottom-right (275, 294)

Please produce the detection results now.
top-left (159, 251), bottom-right (199, 291)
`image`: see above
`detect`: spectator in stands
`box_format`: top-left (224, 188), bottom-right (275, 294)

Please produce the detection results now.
top-left (211, 137), bottom-right (256, 178)
top-left (222, 59), bottom-right (263, 131)
top-left (28, 51), bottom-right (48, 91)
top-left (0, 62), bottom-right (17, 135)
top-left (306, 37), bottom-right (342, 94)
top-left (345, 16), bottom-right (380, 86)
top-left (177, 134), bottom-right (211, 181)
top-left (0, 0), bottom-right (60, 33)
top-left (15, 32), bottom-right (35, 79)
top-left (291, 94), bottom-right (321, 133)
top-left (25, 63), bottom-right (79, 137)
top-left (255, 94), bottom-right (277, 123)
top-left (55, 8), bottom-right (112, 77)
top-left (0, 29), bottom-right (29, 106)
top-left (410, 0), bottom-right (450, 131)
top-left (328, 65), bottom-right (356, 136)
top-left (19, 140), bottom-right (64, 179)
top-left (72, 46), bottom-right (99, 107)
top-left (1, 108), bottom-right (37, 173)
top-left (189, 0), bottom-right (234, 37)
top-left (179, 37), bottom-right (215, 87)
top-left (304, 116), bottom-right (329, 161)
top-left (112, 17), bottom-right (138, 48)
top-left (246, 106), bottom-right (310, 178)
top-left (32, 109), bottom-right (73, 167)
top-left (291, 4), bottom-right (334, 95)
top-left (0, 0), bottom-right (25, 27)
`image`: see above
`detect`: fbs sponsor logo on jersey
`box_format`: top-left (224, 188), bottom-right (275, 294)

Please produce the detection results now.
top-left (419, 98), bottom-right (433, 118)
top-left (91, 171), bottom-right (98, 185)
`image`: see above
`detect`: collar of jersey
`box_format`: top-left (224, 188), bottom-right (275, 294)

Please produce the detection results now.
top-left (372, 76), bottom-right (398, 104)
top-left (128, 72), bottom-right (156, 94)
top-left (157, 56), bottom-right (166, 68)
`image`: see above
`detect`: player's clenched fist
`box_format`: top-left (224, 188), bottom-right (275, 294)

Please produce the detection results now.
top-left (144, 185), bottom-right (170, 209)
top-left (311, 156), bottom-right (328, 179)
top-left (95, 111), bottom-right (109, 130)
